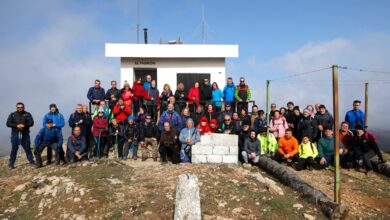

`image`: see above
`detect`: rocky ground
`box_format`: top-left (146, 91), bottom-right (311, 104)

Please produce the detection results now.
top-left (0, 155), bottom-right (325, 220)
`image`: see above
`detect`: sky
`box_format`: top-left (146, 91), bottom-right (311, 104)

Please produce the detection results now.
top-left (1, 0), bottom-right (390, 155)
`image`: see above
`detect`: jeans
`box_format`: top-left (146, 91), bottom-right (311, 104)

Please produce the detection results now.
top-left (241, 151), bottom-right (259, 163)
top-left (355, 149), bottom-right (376, 171)
top-left (9, 133), bottom-right (34, 166)
top-left (94, 136), bottom-right (106, 158)
top-left (123, 141), bottom-right (137, 159)
top-left (35, 143), bottom-right (59, 166)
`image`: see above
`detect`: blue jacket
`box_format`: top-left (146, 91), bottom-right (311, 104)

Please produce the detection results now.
top-left (179, 126), bottom-right (200, 150)
top-left (34, 126), bottom-right (63, 147)
top-left (223, 83), bottom-right (236, 103)
top-left (143, 81), bottom-right (151, 91)
top-left (42, 112), bottom-right (65, 129)
top-left (158, 110), bottom-right (182, 131)
top-left (87, 87), bottom-right (105, 102)
top-left (67, 135), bottom-right (86, 154)
top-left (345, 109), bottom-right (365, 130)
top-left (212, 88), bottom-right (224, 107)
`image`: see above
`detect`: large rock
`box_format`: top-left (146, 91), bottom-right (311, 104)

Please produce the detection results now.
top-left (174, 174), bottom-right (201, 220)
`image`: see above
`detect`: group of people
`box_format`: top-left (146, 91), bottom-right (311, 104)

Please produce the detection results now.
top-left (6, 75), bottom-right (385, 175)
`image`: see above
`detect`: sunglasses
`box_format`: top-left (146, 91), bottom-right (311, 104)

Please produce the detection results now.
top-left (240, 80), bottom-right (245, 82)
top-left (146, 118), bottom-right (152, 120)
top-left (224, 119), bottom-right (231, 122)
top-left (17, 107), bottom-right (24, 109)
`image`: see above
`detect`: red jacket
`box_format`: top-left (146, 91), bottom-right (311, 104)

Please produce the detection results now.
top-left (132, 82), bottom-right (145, 101)
top-left (209, 118), bottom-right (219, 133)
top-left (92, 117), bottom-right (108, 137)
top-left (187, 87), bottom-right (200, 106)
top-left (196, 116), bottom-right (211, 135)
top-left (122, 90), bottom-right (133, 107)
top-left (143, 89), bottom-right (161, 106)
top-left (113, 104), bottom-right (131, 123)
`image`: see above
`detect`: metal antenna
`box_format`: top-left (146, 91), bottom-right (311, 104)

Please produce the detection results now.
top-left (201, 4), bottom-right (205, 44)
top-left (137, 0), bottom-right (140, 43)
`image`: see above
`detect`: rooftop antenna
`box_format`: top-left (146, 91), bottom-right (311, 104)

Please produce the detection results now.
top-left (137, 0), bottom-right (140, 44)
top-left (201, 4), bottom-right (205, 44)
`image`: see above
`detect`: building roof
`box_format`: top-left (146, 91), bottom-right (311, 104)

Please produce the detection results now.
top-left (105, 43), bottom-right (239, 58)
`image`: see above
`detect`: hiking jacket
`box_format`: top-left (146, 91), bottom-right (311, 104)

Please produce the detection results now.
top-left (113, 104), bottom-right (131, 123)
top-left (87, 87), bottom-right (105, 102)
top-left (34, 126), bottom-right (63, 147)
top-left (196, 117), bottom-right (211, 135)
top-left (277, 136), bottom-right (299, 157)
top-left (67, 135), bottom-right (86, 154)
top-left (244, 137), bottom-right (260, 155)
top-left (108, 124), bottom-right (125, 138)
top-left (7, 110), bottom-right (34, 135)
top-left (345, 109), bottom-right (365, 130)
top-left (234, 84), bottom-right (251, 101)
top-left (299, 142), bottom-right (318, 159)
top-left (269, 117), bottom-right (289, 138)
top-left (223, 83), bottom-right (236, 103)
top-left (211, 88), bottom-right (224, 107)
top-left (92, 116), bottom-right (108, 137)
top-left (200, 84), bottom-right (212, 101)
top-left (159, 110), bottom-right (182, 131)
top-left (132, 82), bottom-right (144, 101)
top-left (297, 116), bottom-right (318, 141)
top-left (144, 87), bottom-right (160, 106)
top-left (139, 122), bottom-right (160, 141)
top-left (187, 87), bottom-right (200, 105)
top-left (257, 133), bottom-right (278, 155)
top-left (160, 129), bottom-right (178, 148)
top-left (124, 123), bottom-right (139, 141)
top-left (317, 136), bottom-right (344, 158)
top-left (315, 111), bottom-right (334, 129)
top-left (68, 111), bottom-right (90, 137)
top-left (42, 112), bottom-right (65, 129)
top-left (179, 127), bottom-right (200, 147)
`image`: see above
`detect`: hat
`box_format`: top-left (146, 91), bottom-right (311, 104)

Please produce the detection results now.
top-left (319, 104), bottom-right (326, 109)
top-left (293, 106), bottom-right (300, 111)
top-left (127, 115), bottom-right (134, 121)
top-left (355, 124), bottom-right (364, 130)
top-left (46, 119), bottom-right (53, 124)
top-left (98, 107), bottom-right (104, 113)
top-left (242, 118), bottom-right (250, 126)
top-left (287, 101), bottom-right (294, 106)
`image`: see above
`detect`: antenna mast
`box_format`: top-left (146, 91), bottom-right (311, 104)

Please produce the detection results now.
top-left (137, 0), bottom-right (140, 44)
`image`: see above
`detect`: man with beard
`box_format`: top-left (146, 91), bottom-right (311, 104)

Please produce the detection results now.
top-left (234, 77), bottom-right (251, 114)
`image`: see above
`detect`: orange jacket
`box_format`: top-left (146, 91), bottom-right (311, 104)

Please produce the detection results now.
top-left (277, 136), bottom-right (299, 157)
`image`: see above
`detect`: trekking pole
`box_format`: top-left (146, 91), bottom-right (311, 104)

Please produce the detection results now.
top-left (18, 131), bottom-right (23, 158)
top-left (114, 132), bottom-right (119, 159)
top-left (97, 130), bottom-right (102, 158)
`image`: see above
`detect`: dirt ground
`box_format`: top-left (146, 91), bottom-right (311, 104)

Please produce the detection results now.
top-left (0, 155), bottom-right (326, 220)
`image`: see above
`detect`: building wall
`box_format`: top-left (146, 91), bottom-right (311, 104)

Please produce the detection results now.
top-left (120, 58), bottom-right (226, 92)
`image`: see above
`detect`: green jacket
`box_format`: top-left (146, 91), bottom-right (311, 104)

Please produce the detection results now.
top-left (257, 133), bottom-right (278, 155)
top-left (299, 142), bottom-right (318, 159)
top-left (317, 136), bottom-right (344, 158)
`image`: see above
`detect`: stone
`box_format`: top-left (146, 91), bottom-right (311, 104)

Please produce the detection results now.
top-left (20, 193), bottom-right (28, 201)
top-left (107, 178), bottom-right (123, 185)
top-left (248, 173), bottom-right (284, 196)
top-left (222, 155), bottom-right (238, 164)
top-left (192, 155), bottom-right (208, 164)
top-left (229, 146), bottom-right (238, 155)
top-left (293, 203), bottom-right (304, 210)
top-left (192, 144), bottom-right (213, 155)
top-left (74, 198), bottom-right (81, 202)
top-left (174, 174), bottom-right (201, 220)
top-left (242, 163), bottom-right (252, 169)
top-left (212, 146), bottom-right (230, 155)
top-left (13, 183), bottom-right (28, 192)
top-left (303, 213), bottom-right (315, 220)
top-left (207, 155), bottom-right (223, 163)
top-left (232, 207), bottom-right (243, 216)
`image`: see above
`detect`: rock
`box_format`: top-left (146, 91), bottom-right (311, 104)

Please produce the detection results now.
top-left (293, 203), bottom-right (304, 210)
top-left (242, 163), bottom-right (252, 169)
top-left (218, 201), bottom-right (227, 208)
top-left (174, 174), bottom-right (201, 220)
top-left (248, 173), bottom-right (284, 196)
top-left (303, 213), bottom-right (315, 220)
top-left (4, 207), bottom-right (16, 213)
top-left (232, 207), bottom-right (243, 215)
top-left (144, 211), bottom-right (153, 215)
top-left (107, 178), bottom-right (123, 185)
top-left (13, 183), bottom-right (28, 192)
top-left (74, 198), bottom-right (81, 202)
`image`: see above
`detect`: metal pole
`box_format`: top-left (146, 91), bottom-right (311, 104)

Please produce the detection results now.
top-left (266, 80), bottom-right (270, 153)
top-left (364, 82), bottom-right (369, 129)
top-left (332, 65), bottom-right (341, 204)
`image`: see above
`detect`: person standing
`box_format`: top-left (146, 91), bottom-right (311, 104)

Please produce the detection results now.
top-left (123, 116), bottom-right (139, 160)
top-left (132, 77), bottom-right (145, 116)
top-left (92, 108), bottom-right (108, 158)
top-left (143, 74), bottom-right (152, 91)
top-left (112, 98), bottom-right (131, 125)
top-left (345, 100), bottom-right (365, 131)
top-left (42, 104), bottom-right (66, 164)
top-left (81, 104), bottom-right (93, 156)
top-left (69, 104), bottom-right (89, 139)
top-left (187, 82), bottom-right (200, 112)
top-left (211, 82), bottom-right (224, 112)
top-left (200, 78), bottom-right (212, 107)
top-left (234, 77), bottom-right (251, 114)
top-left (144, 80), bottom-right (160, 122)
top-left (106, 80), bottom-right (121, 109)
top-left (121, 81), bottom-right (134, 109)
top-left (6, 102), bottom-right (35, 169)
top-left (223, 77), bottom-right (236, 110)
top-left (174, 82), bottom-right (187, 114)
top-left (87, 79), bottom-right (105, 111)
top-left (314, 105), bottom-right (334, 129)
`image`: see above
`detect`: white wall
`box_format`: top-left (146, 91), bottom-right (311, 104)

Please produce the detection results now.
top-left (120, 58), bottom-right (226, 92)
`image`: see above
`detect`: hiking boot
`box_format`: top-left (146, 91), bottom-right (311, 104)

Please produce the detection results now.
top-left (365, 170), bottom-right (374, 176)
top-left (35, 164), bottom-right (43, 169)
top-left (55, 161), bottom-right (61, 165)
top-left (8, 164), bottom-right (15, 170)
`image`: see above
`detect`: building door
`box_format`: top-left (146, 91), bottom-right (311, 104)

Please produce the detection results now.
top-left (177, 73), bottom-right (210, 94)
top-left (134, 68), bottom-right (157, 85)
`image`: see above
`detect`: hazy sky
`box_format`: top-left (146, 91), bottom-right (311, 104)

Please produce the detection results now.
top-left (1, 0), bottom-right (390, 155)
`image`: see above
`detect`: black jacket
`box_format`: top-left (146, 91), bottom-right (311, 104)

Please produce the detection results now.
top-left (238, 129), bottom-right (250, 150)
top-left (68, 112), bottom-right (90, 137)
top-left (124, 124), bottom-right (139, 141)
top-left (7, 111), bottom-right (34, 135)
top-left (315, 111), bottom-right (334, 129)
top-left (106, 88), bottom-right (121, 107)
top-left (200, 84), bottom-right (212, 101)
top-left (174, 89), bottom-right (187, 102)
top-left (139, 122), bottom-right (160, 141)
top-left (109, 124), bottom-right (124, 138)
top-left (191, 112), bottom-right (205, 127)
top-left (297, 116), bottom-right (318, 141)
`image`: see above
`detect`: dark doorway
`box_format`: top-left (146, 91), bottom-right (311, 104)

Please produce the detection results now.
top-left (134, 68), bottom-right (157, 85)
top-left (177, 73), bottom-right (210, 94)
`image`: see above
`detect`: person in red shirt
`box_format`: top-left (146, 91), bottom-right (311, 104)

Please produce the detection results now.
top-left (121, 82), bottom-right (133, 109)
top-left (132, 77), bottom-right (145, 115)
top-left (196, 116), bottom-right (211, 135)
top-left (113, 98), bottom-right (131, 125)
top-left (92, 108), bottom-right (108, 158)
top-left (339, 121), bottom-right (354, 168)
top-left (209, 118), bottom-right (219, 133)
top-left (187, 81), bottom-right (200, 112)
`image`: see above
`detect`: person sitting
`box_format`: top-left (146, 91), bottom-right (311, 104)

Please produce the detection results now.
top-left (108, 119), bottom-right (125, 159)
top-left (217, 103), bottom-right (233, 124)
top-left (205, 103), bottom-right (218, 122)
top-left (354, 125), bottom-right (385, 175)
top-left (139, 114), bottom-right (160, 161)
top-left (181, 107), bottom-right (192, 129)
top-left (67, 126), bottom-right (87, 163)
top-left (242, 130), bottom-right (260, 164)
top-left (123, 116), bottom-right (139, 160)
top-left (232, 112), bottom-right (241, 131)
top-left (196, 116), bottom-right (211, 135)
top-left (209, 118), bottom-right (219, 133)
top-left (191, 105), bottom-right (204, 127)
top-left (158, 103), bottom-right (182, 132)
top-left (238, 119), bottom-right (251, 162)
top-left (92, 108), bottom-right (108, 158)
top-left (135, 106), bottom-right (147, 125)
top-left (294, 135), bottom-right (318, 171)
top-left (112, 98), bottom-right (131, 125)
top-left (179, 118), bottom-right (200, 163)
top-left (34, 119), bottom-right (63, 168)
top-left (317, 127), bottom-right (344, 169)
top-left (257, 127), bottom-right (278, 157)
top-left (219, 115), bottom-right (237, 135)
top-left (339, 121), bottom-right (355, 169)
top-left (274, 129), bottom-right (299, 164)
top-left (159, 122), bottom-right (180, 164)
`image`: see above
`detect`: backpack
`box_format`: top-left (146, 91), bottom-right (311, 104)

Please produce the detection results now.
top-left (300, 142), bottom-right (315, 154)
top-left (364, 131), bottom-right (378, 144)
top-left (237, 85), bottom-right (248, 92)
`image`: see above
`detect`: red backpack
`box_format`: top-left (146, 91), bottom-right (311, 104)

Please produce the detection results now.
top-left (364, 131), bottom-right (378, 144)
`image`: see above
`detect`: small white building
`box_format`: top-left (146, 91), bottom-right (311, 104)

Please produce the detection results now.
top-left (105, 43), bottom-right (239, 92)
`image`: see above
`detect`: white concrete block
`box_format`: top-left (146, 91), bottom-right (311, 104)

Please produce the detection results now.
top-left (192, 144), bottom-right (213, 155)
top-left (200, 134), bottom-right (213, 145)
top-left (229, 146), bottom-right (239, 155)
top-left (222, 155), bottom-right (238, 164)
top-left (192, 155), bottom-right (208, 164)
top-left (212, 146), bottom-right (230, 155)
top-left (174, 174), bottom-right (201, 220)
top-left (212, 133), bottom-right (238, 146)
top-left (207, 155), bottom-right (223, 163)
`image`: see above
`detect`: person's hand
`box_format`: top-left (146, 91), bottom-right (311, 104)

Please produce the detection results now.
top-left (128, 138), bottom-right (132, 142)
top-left (75, 151), bottom-right (81, 159)
top-left (344, 149), bottom-right (348, 154)
top-left (180, 94), bottom-right (184, 97)
top-left (79, 119), bottom-right (83, 124)
top-left (251, 152), bottom-right (257, 159)
top-left (120, 105), bottom-right (124, 109)
top-left (151, 97), bottom-right (154, 100)
top-left (320, 157), bottom-right (327, 165)
top-left (152, 137), bottom-right (157, 141)
top-left (53, 123), bottom-right (56, 127)
top-left (284, 154), bottom-right (290, 159)
top-left (17, 124), bottom-right (24, 129)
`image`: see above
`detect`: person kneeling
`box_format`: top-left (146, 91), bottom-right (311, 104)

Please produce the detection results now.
top-left (67, 126), bottom-right (87, 163)
top-left (242, 130), bottom-right (260, 164)
top-left (317, 127), bottom-right (344, 169)
top-left (159, 122), bottom-right (180, 164)
top-left (295, 135), bottom-right (318, 171)
top-left (34, 119), bottom-right (63, 168)
top-left (274, 129), bottom-right (299, 164)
